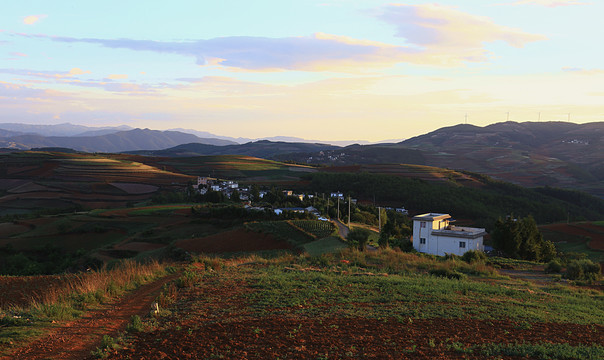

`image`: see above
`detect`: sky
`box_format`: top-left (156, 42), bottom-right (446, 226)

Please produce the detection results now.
top-left (1, 0), bottom-right (603, 142)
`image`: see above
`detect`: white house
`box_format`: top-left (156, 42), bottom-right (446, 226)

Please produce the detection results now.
top-left (412, 213), bottom-right (486, 256)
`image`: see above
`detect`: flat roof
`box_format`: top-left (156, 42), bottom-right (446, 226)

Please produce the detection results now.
top-left (412, 213), bottom-right (451, 221)
top-left (432, 226), bottom-right (487, 239)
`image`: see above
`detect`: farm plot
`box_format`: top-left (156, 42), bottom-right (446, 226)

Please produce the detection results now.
top-left (541, 222), bottom-right (604, 263)
top-left (106, 251), bottom-right (604, 360)
top-left (175, 228), bottom-right (293, 254)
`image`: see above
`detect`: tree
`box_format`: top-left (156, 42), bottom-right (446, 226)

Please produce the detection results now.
top-left (347, 227), bottom-right (372, 251)
top-left (230, 189), bottom-right (241, 202)
top-left (491, 215), bottom-right (556, 262)
top-left (250, 184), bottom-right (260, 203)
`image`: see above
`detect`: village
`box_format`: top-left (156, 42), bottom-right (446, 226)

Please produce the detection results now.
top-left (195, 176), bottom-right (487, 257)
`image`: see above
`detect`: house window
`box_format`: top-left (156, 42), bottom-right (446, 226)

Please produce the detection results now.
top-left (420, 222), bottom-right (426, 228)
top-left (420, 238), bottom-right (426, 244)
top-left (459, 241), bottom-right (466, 248)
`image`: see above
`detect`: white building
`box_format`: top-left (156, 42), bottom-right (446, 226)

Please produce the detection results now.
top-left (412, 213), bottom-right (486, 256)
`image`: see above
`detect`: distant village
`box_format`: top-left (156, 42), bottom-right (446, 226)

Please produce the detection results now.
top-left (195, 176), bottom-right (487, 257)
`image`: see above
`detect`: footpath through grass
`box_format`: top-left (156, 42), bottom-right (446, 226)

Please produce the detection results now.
top-left (0, 260), bottom-right (174, 356)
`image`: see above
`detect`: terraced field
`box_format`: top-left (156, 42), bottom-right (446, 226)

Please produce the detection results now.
top-left (0, 152), bottom-right (194, 215)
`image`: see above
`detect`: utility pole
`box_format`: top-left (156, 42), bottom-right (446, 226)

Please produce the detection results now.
top-left (507, 112), bottom-right (510, 122)
top-left (348, 195), bottom-right (351, 228)
top-left (337, 197), bottom-right (340, 221)
top-left (538, 112), bottom-right (541, 121)
top-left (378, 207), bottom-right (381, 234)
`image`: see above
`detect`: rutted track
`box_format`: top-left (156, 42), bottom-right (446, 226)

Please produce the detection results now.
top-left (1, 272), bottom-right (180, 360)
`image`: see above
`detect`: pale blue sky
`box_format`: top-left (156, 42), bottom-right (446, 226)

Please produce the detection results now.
top-left (1, 0), bottom-right (602, 141)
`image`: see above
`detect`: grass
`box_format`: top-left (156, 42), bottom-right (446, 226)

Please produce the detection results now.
top-left (0, 260), bottom-right (172, 355)
top-left (243, 249), bottom-right (603, 324)
top-left (302, 236), bottom-right (347, 256)
top-left (245, 221), bottom-right (315, 247)
top-left (541, 228), bottom-right (604, 264)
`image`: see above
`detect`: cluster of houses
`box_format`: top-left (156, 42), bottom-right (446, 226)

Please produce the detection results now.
top-left (197, 177), bottom-right (485, 256)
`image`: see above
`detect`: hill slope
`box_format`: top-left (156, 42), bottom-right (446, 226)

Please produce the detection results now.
top-left (283, 122), bottom-right (604, 198)
top-left (0, 128), bottom-right (236, 152)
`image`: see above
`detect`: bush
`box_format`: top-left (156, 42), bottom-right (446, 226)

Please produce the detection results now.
top-left (461, 250), bottom-right (487, 264)
top-left (544, 259), bottom-right (563, 274)
top-left (346, 228), bottom-right (373, 251)
top-left (429, 268), bottom-right (466, 280)
top-left (566, 259), bottom-right (601, 280)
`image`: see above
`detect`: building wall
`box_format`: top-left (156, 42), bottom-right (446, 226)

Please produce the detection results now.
top-left (413, 218), bottom-right (483, 256)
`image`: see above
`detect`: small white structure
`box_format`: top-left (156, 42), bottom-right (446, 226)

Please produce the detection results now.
top-left (412, 213), bottom-right (486, 256)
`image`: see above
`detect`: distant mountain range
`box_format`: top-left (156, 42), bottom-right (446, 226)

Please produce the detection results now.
top-left (0, 121), bottom-right (602, 198)
top-left (289, 121), bottom-right (604, 198)
top-left (0, 123), bottom-right (398, 146)
top-left (0, 128), bottom-right (236, 152)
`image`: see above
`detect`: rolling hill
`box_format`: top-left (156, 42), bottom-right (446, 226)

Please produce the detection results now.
top-left (283, 121), bottom-right (604, 198)
top-left (129, 140), bottom-right (340, 158)
top-left (0, 128), bottom-right (237, 152)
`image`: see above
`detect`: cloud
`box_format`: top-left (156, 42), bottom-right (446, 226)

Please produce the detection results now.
top-left (376, 4), bottom-right (546, 64)
top-left (562, 67), bottom-right (604, 75)
top-left (23, 15), bottom-right (47, 25)
top-left (0, 81), bottom-right (67, 101)
top-left (106, 74), bottom-right (128, 80)
top-left (34, 33), bottom-right (423, 72)
top-left (498, 0), bottom-right (588, 7)
top-left (0, 67), bottom-right (90, 79)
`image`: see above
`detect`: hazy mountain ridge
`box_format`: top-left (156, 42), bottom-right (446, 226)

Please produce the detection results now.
top-left (129, 140), bottom-right (340, 158)
top-left (0, 128), bottom-right (235, 152)
top-left (0, 123), bottom-right (133, 137)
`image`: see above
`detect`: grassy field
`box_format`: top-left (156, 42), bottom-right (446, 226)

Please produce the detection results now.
top-left (101, 250), bottom-right (603, 359)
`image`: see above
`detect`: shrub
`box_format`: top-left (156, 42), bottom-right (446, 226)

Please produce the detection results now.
top-left (390, 238), bottom-right (413, 252)
top-left (126, 315), bottom-right (144, 332)
top-left (429, 268), bottom-right (466, 280)
top-left (461, 250), bottom-right (487, 264)
top-left (566, 259), bottom-right (601, 280)
top-left (544, 259), bottom-right (563, 274)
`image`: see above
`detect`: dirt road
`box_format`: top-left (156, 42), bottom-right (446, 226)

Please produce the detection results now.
top-left (1, 273), bottom-right (180, 360)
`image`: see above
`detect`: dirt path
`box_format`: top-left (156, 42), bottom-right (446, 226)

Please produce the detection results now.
top-left (1, 272), bottom-right (180, 360)
top-left (333, 219), bottom-right (350, 239)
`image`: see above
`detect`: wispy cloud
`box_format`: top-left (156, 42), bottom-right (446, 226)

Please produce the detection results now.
top-left (0, 81), bottom-right (67, 101)
top-left (29, 33), bottom-right (421, 72)
top-left (376, 4), bottom-right (546, 65)
top-left (106, 74), bottom-right (128, 80)
top-left (0, 67), bottom-right (90, 79)
top-left (562, 67), bottom-right (604, 75)
top-left (23, 15), bottom-right (47, 25)
top-left (497, 0), bottom-right (588, 7)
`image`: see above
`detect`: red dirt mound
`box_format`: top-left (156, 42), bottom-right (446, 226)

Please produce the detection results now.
top-left (175, 228), bottom-right (293, 253)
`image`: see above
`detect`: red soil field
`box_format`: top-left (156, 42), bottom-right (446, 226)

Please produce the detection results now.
top-left (541, 222), bottom-right (604, 251)
top-left (103, 266), bottom-right (604, 360)
top-left (114, 242), bottom-right (165, 252)
top-left (176, 228), bottom-right (293, 253)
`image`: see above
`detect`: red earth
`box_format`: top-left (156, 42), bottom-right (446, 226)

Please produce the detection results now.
top-left (103, 265), bottom-right (603, 360)
top-left (0, 273), bottom-right (180, 360)
top-left (541, 222), bottom-right (604, 251)
top-left (175, 228), bottom-right (293, 254)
